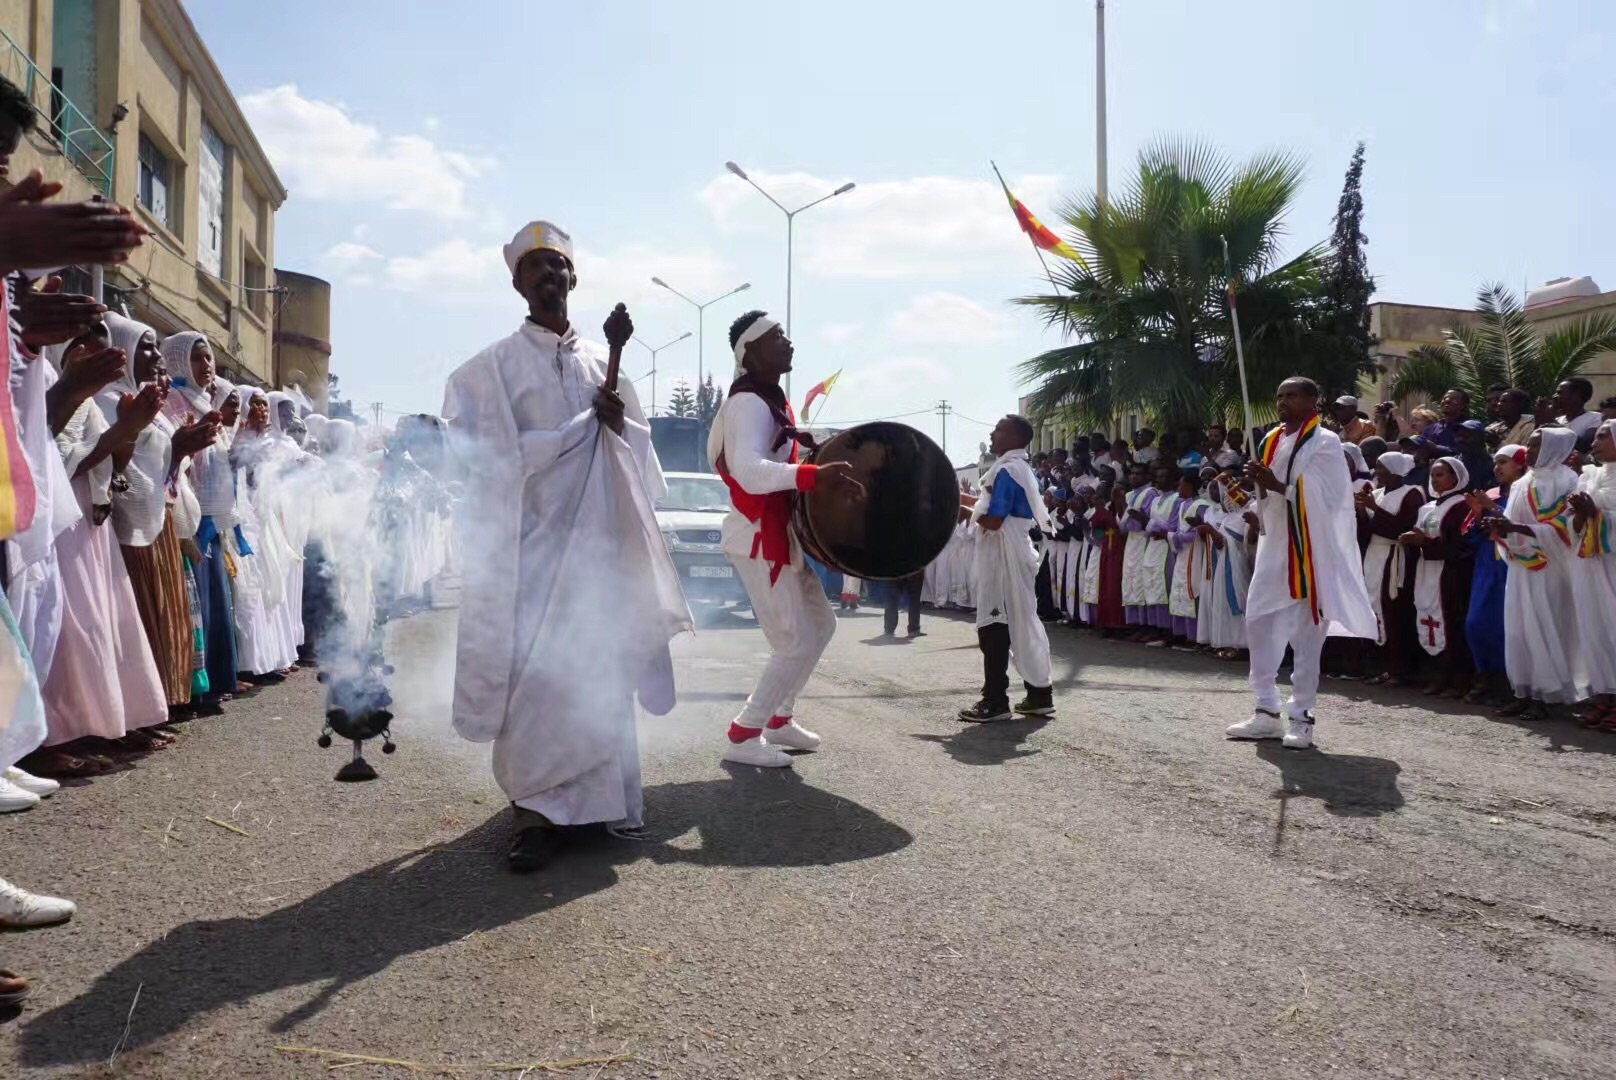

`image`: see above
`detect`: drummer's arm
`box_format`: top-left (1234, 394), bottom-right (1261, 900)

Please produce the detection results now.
top-left (725, 396), bottom-right (818, 494)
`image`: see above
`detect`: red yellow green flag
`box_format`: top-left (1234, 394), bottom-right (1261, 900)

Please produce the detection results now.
top-left (1005, 190), bottom-right (1081, 263)
top-left (802, 369), bottom-right (841, 417)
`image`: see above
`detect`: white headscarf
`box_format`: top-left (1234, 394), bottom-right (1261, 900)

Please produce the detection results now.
top-left (159, 331), bottom-right (212, 419)
top-left (94, 312), bottom-right (173, 545)
top-left (1429, 455), bottom-right (1469, 500)
top-left (1580, 420), bottom-right (1616, 502)
top-left (1505, 426), bottom-right (1580, 531)
top-left (1343, 442), bottom-right (1369, 477)
top-left (321, 418), bottom-right (359, 461)
top-left (1377, 451), bottom-right (1415, 478)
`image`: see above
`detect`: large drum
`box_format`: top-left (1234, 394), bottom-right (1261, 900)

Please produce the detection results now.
top-left (792, 422), bottom-right (959, 580)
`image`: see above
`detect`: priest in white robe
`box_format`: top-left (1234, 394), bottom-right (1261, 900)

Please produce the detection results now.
top-left (1227, 377), bottom-right (1375, 749)
top-left (442, 220), bottom-right (691, 873)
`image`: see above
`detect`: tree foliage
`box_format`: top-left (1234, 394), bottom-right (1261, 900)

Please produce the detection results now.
top-left (696, 373), bottom-right (724, 426)
top-left (1015, 139), bottom-right (1378, 432)
top-left (1390, 283), bottom-right (1616, 404)
top-left (667, 378), bottom-right (697, 418)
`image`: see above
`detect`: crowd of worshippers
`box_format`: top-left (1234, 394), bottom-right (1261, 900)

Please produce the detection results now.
top-left (916, 386), bottom-right (1616, 731)
top-left (0, 75), bottom-right (457, 1003)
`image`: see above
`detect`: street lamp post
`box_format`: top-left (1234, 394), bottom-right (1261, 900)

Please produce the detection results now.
top-left (649, 277), bottom-right (751, 398)
top-left (724, 161), bottom-right (855, 400)
top-left (631, 331), bottom-right (692, 416)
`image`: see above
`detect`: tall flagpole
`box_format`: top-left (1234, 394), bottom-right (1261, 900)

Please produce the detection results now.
top-left (1222, 235), bottom-right (1256, 451)
top-left (1096, 0), bottom-right (1108, 206)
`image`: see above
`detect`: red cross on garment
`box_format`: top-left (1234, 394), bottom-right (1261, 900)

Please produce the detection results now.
top-left (1421, 615), bottom-right (1441, 647)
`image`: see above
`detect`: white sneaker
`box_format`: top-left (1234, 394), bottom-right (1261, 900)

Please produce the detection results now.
top-left (723, 737), bottom-right (794, 768)
top-left (763, 719), bottom-right (821, 752)
top-left (1225, 708), bottom-right (1285, 740)
top-left (4, 766), bottom-right (58, 798)
top-left (0, 878), bottom-right (76, 928)
top-left (1283, 713), bottom-right (1315, 750)
top-left (0, 776), bottom-right (41, 813)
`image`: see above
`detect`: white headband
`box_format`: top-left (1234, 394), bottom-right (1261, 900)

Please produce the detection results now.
top-left (732, 316), bottom-right (780, 373)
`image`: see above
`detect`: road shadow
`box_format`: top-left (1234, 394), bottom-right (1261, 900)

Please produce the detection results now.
top-left (860, 633), bottom-right (915, 646)
top-left (910, 718), bottom-right (1050, 766)
top-left (17, 774), bottom-right (911, 1068)
top-left (1255, 742), bottom-right (1404, 817)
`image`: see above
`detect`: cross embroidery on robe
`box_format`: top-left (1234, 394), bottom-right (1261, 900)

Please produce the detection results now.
top-left (1420, 614), bottom-right (1441, 647)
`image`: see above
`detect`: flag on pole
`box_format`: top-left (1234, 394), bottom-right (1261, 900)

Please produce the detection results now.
top-left (1006, 190), bottom-right (1082, 263)
top-left (803, 369), bottom-right (842, 416)
top-left (992, 165), bottom-right (1083, 265)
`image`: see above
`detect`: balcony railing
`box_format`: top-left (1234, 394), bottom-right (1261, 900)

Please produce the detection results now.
top-left (0, 28), bottom-right (114, 196)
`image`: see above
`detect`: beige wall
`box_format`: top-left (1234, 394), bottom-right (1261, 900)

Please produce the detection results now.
top-left (273, 269), bottom-right (332, 413)
top-left (0, 0), bottom-right (285, 384)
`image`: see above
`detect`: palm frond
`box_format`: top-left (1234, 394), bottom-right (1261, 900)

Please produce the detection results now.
top-left (1389, 345), bottom-right (1461, 403)
top-left (1536, 313), bottom-right (1616, 391)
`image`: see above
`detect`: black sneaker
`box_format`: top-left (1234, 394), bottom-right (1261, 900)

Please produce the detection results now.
top-left (958, 699), bottom-right (1013, 722)
top-left (1014, 687), bottom-right (1056, 717)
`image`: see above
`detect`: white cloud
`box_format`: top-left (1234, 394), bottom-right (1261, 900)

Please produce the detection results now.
top-left (370, 237), bottom-right (745, 331)
top-left (325, 241), bottom-right (383, 265)
top-left (699, 169), bottom-right (1064, 279)
top-left (241, 85), bottom-right (495, 220)
top-left (819, 321), bottom-right (862, 344)
top-left (383, 238), bottom-right (506, 297)
top-left (886, 292), bottom-right (1008, 345)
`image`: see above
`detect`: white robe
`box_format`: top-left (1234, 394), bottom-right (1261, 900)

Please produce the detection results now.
top-left (1500, 430), bottom-right (1585, 704)
top-left (1248, 422), bottom-right (1376, 639)
top-left (971, 449), bottom-right (1052, 687)
top-left (444, 321), bottom-right (690, 827)
top-left (1196, 497), bottom-right (1251, 649)
top-left (1574, 459), bottom-right (1616, 695)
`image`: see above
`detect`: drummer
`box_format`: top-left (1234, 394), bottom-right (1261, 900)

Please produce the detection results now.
top-left (707, 310), bottom-right (865, 767)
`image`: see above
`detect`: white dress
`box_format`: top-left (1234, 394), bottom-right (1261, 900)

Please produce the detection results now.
top-left (1572, 459), bottom-right (1616, 695)
top-left (1500, 430), bottom-right (1586, 704)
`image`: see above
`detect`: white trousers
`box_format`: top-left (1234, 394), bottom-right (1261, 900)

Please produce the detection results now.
top-left (1247, 602), bottom-right (1330, 718)
top-left (732, 555), bottom-right (837, 728)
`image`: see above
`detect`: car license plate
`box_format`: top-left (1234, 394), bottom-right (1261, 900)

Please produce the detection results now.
top-left (689, 565), bottom-right (733, 579)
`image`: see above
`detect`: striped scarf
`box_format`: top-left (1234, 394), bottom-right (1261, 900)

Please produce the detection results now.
top-left (1259, 413), bottom-right (1322, 623)
top-left (1501, 484), bottom-right (1570, 570)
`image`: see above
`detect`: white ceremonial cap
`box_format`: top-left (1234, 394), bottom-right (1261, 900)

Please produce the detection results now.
top-left (503, 220), bottom-right (574, 275)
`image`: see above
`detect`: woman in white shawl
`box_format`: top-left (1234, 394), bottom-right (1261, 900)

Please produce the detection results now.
top-left (95, 312), bottom-right (207, 711)
top-left (1491, 426), bottom-right (1585, 716)
top-left (227, 388), bottom-right (300, 677)
top-left (160, 331), bottom-right (235, 703)
top-left (1356, 451), bottom-right (1424, 684)
top-left (36, 325), bottom-right (168, 762)
top-left (1569, 419), bottom-right (1616, 730)
top-left (1399, 456), bottom-right (1475, 697)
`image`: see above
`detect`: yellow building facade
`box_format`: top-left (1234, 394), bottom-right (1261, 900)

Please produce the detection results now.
top-left (0, 0), bottom-right (285, 385)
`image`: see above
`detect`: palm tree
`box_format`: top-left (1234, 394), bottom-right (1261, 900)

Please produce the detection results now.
top-left (1390, 283), bottom-right (1616, 404)
top-left (1016, 139), bottom-right (1349, 433)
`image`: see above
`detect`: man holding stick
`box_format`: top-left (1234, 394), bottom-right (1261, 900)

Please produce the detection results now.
top-left (443, 221), bottom-right (691, 872)
top-left (1225, 377), bottom-right (1375, 749)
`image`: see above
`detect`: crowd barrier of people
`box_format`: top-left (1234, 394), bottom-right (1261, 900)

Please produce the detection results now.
top-left (0, 75), bottom-right (455, 1000)
top-left (919, 391), bottom-right (1616, 730)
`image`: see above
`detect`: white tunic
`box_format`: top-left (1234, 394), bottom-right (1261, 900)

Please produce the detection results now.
top-left (1248, 422), bottom-right (1376, 639)
top-left (1574, 459), bottom-right (1616, 695)
top-left (444, 321), bottom-right (690, 826)
top-left (1500, 429), bottom-right (1585, 704)
top-left (971, 449), bottom-right (1052, 687)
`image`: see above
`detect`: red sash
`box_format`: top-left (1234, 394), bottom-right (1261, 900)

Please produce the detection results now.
top-left (714, 399), bottom-right (803, 586)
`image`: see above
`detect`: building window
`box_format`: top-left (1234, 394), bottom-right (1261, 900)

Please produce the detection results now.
top-left (243, 253), bottom-right (266, 318)
top-left (198, 122), bottom-right (227, 277)
top-left (137, 132), bottom-right (173, 229)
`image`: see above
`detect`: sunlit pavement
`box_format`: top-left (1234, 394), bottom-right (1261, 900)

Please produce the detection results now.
top-left (3, 600), bottom-right (1614, 1078)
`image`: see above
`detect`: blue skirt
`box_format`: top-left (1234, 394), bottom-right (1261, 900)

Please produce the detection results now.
top-left (193, 518), bottom-right (237, 699)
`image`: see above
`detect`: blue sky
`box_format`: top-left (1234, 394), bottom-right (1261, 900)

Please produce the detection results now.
top-left (188, 0), bottom-right (1614, 463)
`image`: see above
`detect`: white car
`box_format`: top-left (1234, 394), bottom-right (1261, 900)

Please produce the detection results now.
top-left (656, 472), bottom-right (747, 606)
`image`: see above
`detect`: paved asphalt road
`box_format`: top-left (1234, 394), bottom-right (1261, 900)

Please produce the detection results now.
top-left (3, 597), bottom-right (1615, 1079)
